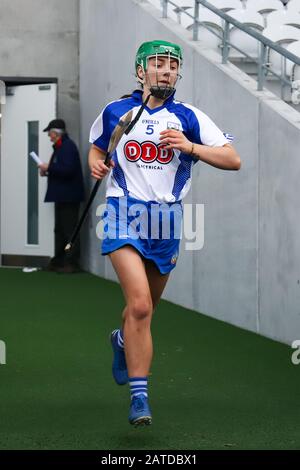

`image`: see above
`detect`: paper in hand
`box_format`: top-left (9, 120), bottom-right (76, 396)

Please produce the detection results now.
top-left (29, 151), bottom-right (43, 166)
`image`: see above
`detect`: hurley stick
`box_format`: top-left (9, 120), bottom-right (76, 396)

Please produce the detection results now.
top-left (64, 109), bottom-right (133, 252)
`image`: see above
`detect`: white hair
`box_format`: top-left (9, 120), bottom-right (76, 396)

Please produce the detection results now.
top-left (50, 128), bottom-right (65, 136)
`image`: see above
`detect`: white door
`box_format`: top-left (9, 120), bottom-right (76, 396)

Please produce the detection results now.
top-left (0, 83), bottom-right (56, 258)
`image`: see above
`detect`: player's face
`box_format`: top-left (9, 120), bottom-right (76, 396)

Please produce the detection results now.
top-left (145, 56), bottom-right (179, 89)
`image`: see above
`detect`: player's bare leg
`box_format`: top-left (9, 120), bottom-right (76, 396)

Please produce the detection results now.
top-left (109, 245), bottom-right (153, 378)
top-left (144, 259), bottom-right (170, 311)
top-left (109, 246), bottom-right (171, 426)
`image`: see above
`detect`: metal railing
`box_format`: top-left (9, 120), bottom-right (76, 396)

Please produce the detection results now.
top-left (160, 0), bottom-right (300, 98)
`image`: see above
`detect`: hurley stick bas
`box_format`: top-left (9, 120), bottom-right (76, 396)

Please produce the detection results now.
top-left (64, 109), bottom-right (133, 252)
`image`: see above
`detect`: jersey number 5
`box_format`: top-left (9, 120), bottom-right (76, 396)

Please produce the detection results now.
top-left (146, 124), bottom-right (154, 135)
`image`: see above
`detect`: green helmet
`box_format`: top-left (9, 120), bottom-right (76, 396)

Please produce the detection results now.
top-left (135, 40), bottom-right (183, 99)
top-left (135, 40), bottom-right (183, 72)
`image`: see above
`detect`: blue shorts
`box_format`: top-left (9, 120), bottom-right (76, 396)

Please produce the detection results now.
top-left (101, 196), bottom-right (183, 274)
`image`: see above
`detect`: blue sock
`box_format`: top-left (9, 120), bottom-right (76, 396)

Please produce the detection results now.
top-left (117, 329), bottom-right (124, 349)
top-left (129, 377), bottom-right (148, 400)
top-left (112, 328), bottom-right (124, 349)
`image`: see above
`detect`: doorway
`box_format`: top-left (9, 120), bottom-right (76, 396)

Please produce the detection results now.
top-left (0, 79), bottom-right (57, 267)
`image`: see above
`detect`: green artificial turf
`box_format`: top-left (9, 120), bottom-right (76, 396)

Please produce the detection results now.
top-left (0, 267), bottom-right (299, 450)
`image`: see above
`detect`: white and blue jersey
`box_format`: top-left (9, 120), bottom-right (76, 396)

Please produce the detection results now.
top-left (89, 89), bottom-right (230, 204)
top-left (89, 89), bottom-right (232, 273)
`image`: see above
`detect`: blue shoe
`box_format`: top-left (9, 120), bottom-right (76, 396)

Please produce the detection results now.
top-left (110, 329), bottom-right (128, 385)
top-left (129, 394), bottom-right (152, 427)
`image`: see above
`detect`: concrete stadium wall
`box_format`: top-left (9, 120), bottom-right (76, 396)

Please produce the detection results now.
top-left (0, 0), bottom-right (80, 144)
top-left (79, 0), bottom-right (300, 345)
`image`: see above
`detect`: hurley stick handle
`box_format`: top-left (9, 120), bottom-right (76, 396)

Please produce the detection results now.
top-left (65, 152), bottom-right (112, 252)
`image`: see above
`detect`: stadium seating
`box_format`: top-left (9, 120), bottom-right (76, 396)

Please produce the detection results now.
top-left (193, 8), bottom-right (224, 50)
top-left (202, 0), bottom-right (241, 12)
top-left (266, 10), bottom-right (300, 28)
top-left (286, 0), bottom-right (300, 13)
top-left (226, 8), bottom-right (265, 59)
top-left (226, 8), bottom-right (265, 29)
top-left (244, 0), bottom-right (283, 12)
top-left (246, 0), bottom-right (284, 8)
top-left (285, 40), bottom-right (300, 79)
top-left (263, 24), bottom-right (300, 43)
top-left (171, 0), bottom-right (194, 26)
top-left (146, 0), bottom-right (299, 71)
top-left (176, 0), bottom-right (194, 8)
top-left (153, 0), bottom-right (190, 28)
top-left (244, 0), bottom-right (284, 27)
top-left (263, 24), bottom-right (300, 77)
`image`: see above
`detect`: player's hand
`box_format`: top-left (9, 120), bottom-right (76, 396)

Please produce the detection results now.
top-left (159, 129), bottom-right (193, 154)
top-left (91, 159), bottom-right (115, 180)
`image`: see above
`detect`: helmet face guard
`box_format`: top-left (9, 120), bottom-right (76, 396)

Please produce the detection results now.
top-left (135, 40), bottom-right (183, 99)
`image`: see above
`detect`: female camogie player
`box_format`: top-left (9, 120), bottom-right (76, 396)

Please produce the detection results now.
top-left (88, 40), bottom-right (241, 427)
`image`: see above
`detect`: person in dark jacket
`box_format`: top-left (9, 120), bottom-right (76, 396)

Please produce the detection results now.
top-left (39, 119), bottom-right (85, 273)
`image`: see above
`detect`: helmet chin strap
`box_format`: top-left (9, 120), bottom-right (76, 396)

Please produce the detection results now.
top-left (149, 85), bottom-right (175, 100)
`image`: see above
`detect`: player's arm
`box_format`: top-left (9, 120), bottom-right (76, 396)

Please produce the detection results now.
top-left (189, 142), bottom-right (240, 171)
top-left (89, 104), bottom-right (115, 180)
top-left (88, 144), bottom-right (115, 180)
top-left (160, 130), bottom-right (241, 171)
